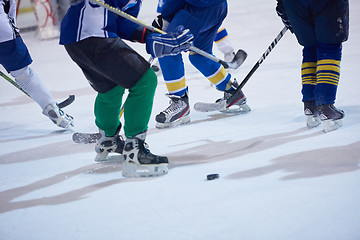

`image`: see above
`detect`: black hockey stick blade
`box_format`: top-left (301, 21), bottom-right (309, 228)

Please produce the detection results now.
top-left (224, 49), bottom-right (248, 70)
top-left (58, 95), bottom-right (75, 108)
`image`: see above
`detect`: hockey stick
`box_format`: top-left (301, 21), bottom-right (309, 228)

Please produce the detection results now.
top-left (194, 27), bottom-right (288, 112)
top-left (0, 70), bottom-right (31, 97)
top-left (72, 105), bottom-right (124, 144)
top-left (89, 0), bottom-right (239, 69)
top-left (58, 95), bottom-right (76, 108)
top-left (1, 70), bottom-right (75, 108)
top-left (229, 26), bottom-right (288, 100)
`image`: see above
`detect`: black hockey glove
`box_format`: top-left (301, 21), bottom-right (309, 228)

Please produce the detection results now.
top-left (276, 0), bottom-right (293, 33)
top-left (146, 25), bottom-right (194, 58)
top-left (152, 15), bottom-right (169, 31)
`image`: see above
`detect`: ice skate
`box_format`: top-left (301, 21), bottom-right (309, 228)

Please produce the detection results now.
top-left (218, 80), bottom-right (251, 114)
top-left (318, 104), bottom-right (344, 132)
top-left (94, 127), bottom-right (124, 162)
top-left (122, 131), bottom-right (168, 178)
top-left (304, 100), bottom-right (321, 128)
top-left (42, 103), bottom-right (74, 129)
top-left (155, 92), bottom-right (190, 128)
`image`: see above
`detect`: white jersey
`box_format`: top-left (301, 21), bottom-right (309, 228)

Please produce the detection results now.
top-left (0, 0), bottom-right (18, 42)
top-left (59, 0), bottom-right (118, 44)
top-left (60, 0), bottom-right (141, 45)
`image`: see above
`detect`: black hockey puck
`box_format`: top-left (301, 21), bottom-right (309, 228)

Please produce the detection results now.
top-left (207, 174), bottom-right (219, 180)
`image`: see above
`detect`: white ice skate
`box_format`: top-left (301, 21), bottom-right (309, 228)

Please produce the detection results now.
top-left (42, 103), bottom-right (74, 129)
top-left (94, 128), bottom-right (124, 162)
top-left (155, 93), bottom-right (190, 128)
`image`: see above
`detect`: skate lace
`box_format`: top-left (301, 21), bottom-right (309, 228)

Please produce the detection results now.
top-left (51, 107), bottom-right (73, 121)
top-left (163, 99), bottom-right (185, 115)
top-left (216, 91), bottom-right (233, 103)
top-left (137, 139), bottom-right (150, 154)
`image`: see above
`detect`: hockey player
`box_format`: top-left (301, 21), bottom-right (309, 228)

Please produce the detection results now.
top-left (152, 26), bottom-right (244, 76)
top-left (152, 0), bottom-right (251, 129)
top-left (0, 0), bottom-right (74, 129)
top-left (152, 0), bottom-right (244, 75)
top-left (276, 0), bottom-right (349, 132)
top-left (59, 0), bottom-right (193, 177)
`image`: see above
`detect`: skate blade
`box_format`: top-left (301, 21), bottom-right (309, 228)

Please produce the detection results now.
top-left (66, 124), bottom-right (76, 132)
top-left (306, 116), bottom-right (321, 128)
top-left (56, 117), bottom-right (75, 130)
top-left (95, 154), bottom-right (124, 163)
top-left (95, 152), bottom-right (110, 162)
top-left (220, 103), bottom-right (251, 114)
top-left (122, 162), bottom-right (168, 178)
top-left (156, 115), bottom-right (190, 129)
top-left (322, 119), bottom-right (342, 133)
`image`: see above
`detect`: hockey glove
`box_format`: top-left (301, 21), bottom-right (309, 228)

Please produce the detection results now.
top-left (276, 0), bottom-right (293, 33)
top-left (152, 15), bottom-right (169, 31)
top-left (146, 25), bottom-right (194, 59)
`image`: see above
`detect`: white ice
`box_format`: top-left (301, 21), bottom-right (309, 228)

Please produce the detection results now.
top-left (1, 0), bottom-right (359, 239)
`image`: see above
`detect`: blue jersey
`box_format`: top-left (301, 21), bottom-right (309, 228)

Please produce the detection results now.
top-left (157, 0), bottom-right (224, 13)
top-left (60, 0), bottom-right (142, 45)
top-left (185, 0), bottom-right (224, 7)
top-left (162, 0), bottom-right (227, 52)
top-left (156, 0), bottom-right (165, 13)
top-left (160, 0), bottom-right (225, 21)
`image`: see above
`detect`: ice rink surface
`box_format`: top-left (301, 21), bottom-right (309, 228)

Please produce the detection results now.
top-left (1, 0), bottom-right (359, 239)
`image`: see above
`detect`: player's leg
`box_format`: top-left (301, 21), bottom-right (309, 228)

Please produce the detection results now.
top-left (0, 37), bottom-right (73, 128)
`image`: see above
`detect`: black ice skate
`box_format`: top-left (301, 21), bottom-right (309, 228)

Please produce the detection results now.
top-left (122, 131), bottom-right (168, 178)
top-left (155, 92), bottom-right (190, 128)
top-left (94, 126), bottom-right (124, 162)
top-left (193, 79), bottom-right (251, 113)
top-left (218, 80), bottom-right (251, 114)
top-left (318, 104), bottom-right (344, 132)
top-left (42, 103), bottom-right (74, 129)
top-left (304, 100), bottom-right (321, 128)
